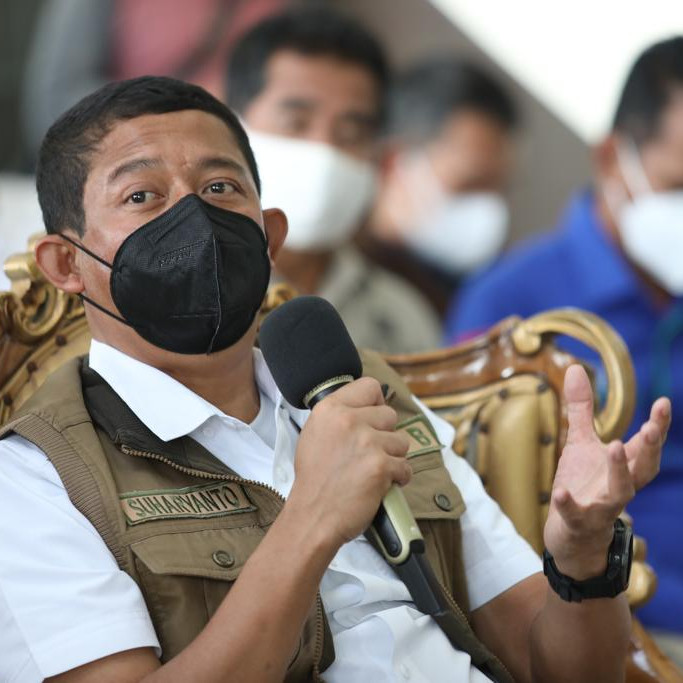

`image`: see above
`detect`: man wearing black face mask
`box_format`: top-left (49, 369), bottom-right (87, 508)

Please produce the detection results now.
top-left (0, 76), bottom-right (670, 683)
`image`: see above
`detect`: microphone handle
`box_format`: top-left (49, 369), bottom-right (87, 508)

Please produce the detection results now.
top-left (366, 484), bottom-right (425, 564)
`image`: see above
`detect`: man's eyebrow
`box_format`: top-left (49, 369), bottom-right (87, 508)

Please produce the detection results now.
top-left (340, 110), bottom-right (380, 128)
top-left (278, 97), bottom-right (316, 111)
top-left (196, 156), bottom-right (249, 179)
top-left (107, 157), bottom-right (161, 184)
top-left (106, 155), bottom-right (250, 185)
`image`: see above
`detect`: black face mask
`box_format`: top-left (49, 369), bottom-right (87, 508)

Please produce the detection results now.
top-left (62, 194), bottom-right (271, 354)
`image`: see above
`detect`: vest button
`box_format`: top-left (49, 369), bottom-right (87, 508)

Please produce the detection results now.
top-left (434, 493), bottom-right (453, 511)
top-left (212, 550), bottom-right (235, 568)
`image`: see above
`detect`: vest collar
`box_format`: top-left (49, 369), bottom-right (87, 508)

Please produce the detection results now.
top-left (81, 359), bottom-right (237, 477)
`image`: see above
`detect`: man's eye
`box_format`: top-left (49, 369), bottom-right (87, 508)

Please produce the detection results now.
top-left (205, 182), bottom-right (236, 195)
top-left (126, 191), bottom-right (156, 204)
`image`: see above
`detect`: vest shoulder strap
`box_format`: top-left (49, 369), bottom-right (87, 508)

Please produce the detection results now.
top-left (0, 365), bottom-right (128, 570)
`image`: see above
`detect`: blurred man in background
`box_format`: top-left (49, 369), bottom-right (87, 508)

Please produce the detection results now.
top-left (22, 0), bottom-right (288, 159)
top-left (363, 58), bottom-right (517, 317)
top-left (227, 7), bottom-right (442, 353)
top-left (446, 36), bottom-right (683, 645)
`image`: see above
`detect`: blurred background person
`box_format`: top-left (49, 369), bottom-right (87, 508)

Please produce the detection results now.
top-left (227, 6), bottom-right (442, 353)
top-left (21, 0), bottom-right (289, 160)
top-left (446, 36), bottom-right (683, 645)
top-left (361, 58), bottom-right (518, 317)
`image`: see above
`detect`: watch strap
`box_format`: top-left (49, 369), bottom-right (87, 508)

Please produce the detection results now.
top-left (543, 519), bottom-right (632, 603)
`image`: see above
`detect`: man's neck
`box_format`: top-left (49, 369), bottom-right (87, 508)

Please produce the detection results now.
top-left (90, 323), bottom-right (261, 423)
top-left (274, 248), bottom-right (333, 294)
top-left (595, 191), bottom-right (673, 310)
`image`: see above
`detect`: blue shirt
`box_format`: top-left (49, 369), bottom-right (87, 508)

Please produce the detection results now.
top-left (445, 189), bottom-right (683, 632)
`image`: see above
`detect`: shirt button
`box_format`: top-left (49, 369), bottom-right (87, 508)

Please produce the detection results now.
top-left (275, 465), bottom-right (289, 482)
top-left (399, 663), bottom-right (411, 679)
top-left (203, 424), bottom-right (216, 438)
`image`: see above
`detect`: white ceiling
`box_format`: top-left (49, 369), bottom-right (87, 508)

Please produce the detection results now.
top-left (429, 0), bottom-right (683, 142)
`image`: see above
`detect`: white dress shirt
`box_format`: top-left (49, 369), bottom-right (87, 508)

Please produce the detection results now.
top-left (0, 340), bottom-right (541, 682)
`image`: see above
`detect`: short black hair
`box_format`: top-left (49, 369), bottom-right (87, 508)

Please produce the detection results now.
top-left (226, 6), bottom-right (389, 119)
top-left (36, 75), bottom-right (260, 236)
top-left (387, 58), bottom-right (517, 145)
top-left (613, 36), bottom-right (683, 145)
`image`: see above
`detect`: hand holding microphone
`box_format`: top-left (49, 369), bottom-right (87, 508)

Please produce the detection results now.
top-left (259, 295), bottom-right (424, 563)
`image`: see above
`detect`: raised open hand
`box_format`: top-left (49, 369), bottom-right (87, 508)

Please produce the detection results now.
top-left (543, 364), bottom-right (671, 579)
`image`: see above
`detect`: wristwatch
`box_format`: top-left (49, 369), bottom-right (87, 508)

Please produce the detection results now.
top-left (543, 518), bottom-right (633, 602)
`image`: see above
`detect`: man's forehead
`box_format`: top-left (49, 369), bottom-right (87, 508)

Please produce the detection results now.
top-left (92, 110), bottom-right (245, 171)
top-left (263, 50), bottom-right (380, 112)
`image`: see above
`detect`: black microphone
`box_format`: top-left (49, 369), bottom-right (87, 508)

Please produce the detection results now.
top-left (258, 295), bottom-right (424, 565)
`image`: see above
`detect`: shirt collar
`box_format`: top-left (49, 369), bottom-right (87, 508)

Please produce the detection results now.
top-left (88, 339), bottom-right (302, 442)
top-left (561, 188), bottom-right (643, 308)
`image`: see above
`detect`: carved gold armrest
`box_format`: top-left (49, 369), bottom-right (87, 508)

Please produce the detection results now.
top-left (511, 307), bottom-right (636, 441)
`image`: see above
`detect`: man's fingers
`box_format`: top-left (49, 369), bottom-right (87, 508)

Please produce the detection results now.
top-left (374, 430), bottom-right (411, 458)
top-left (564, 364), bottom-right (596, 445)
top-left (351, 405), bottom-right (399, 432)
top-left (622, 397), bottom-right (669, 490)
top-left (388, 456), bottom-right (413, 487)
top-left (624, 419), bottom-right (664, 489)
top-left (606, 441), bottom-right (634, 505)
top-left (651, 397), bottom-right (672, 438)
top-left (551, 486), bottom-right (582, 526)
top-left (331, 377), bottom-right (385, 408)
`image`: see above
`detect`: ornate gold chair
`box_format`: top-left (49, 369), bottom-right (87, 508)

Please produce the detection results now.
top-left (1, 241), bottom-right (681, 682)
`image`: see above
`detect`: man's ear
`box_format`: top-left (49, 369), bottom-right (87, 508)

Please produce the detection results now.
top-left (377, 143), bottom-right (402, 182)
top-left (593, 134), bottom-right (625, 193)
top-left (262, 208), bottom-right (288, 265)
top-left (34, 234), bottom-right (85, 293)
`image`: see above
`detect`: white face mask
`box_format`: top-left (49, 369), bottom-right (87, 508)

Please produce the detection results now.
top-left (387, 154), bottom-right (508, 274)
top-left (406, 192), bottom-right (508, 275)
top-left (616, 142), bottom-right (683, 295)
top-left (247, 130), bottom-right (377, 251)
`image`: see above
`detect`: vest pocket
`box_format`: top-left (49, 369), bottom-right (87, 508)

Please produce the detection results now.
top-left (402, 450), bottom-right (470, 614)
top-left (404, 450), bottom-right (466, 520)
top-left (130, 527), bottom-right (267, 660)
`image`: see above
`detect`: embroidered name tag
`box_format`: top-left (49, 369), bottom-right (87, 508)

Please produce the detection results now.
top-left (120, 482), bottom-right (256, 525)
top-left (396, 415), bottom-right (443, 457)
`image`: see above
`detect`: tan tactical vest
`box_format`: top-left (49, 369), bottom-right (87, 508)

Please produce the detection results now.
top-left (0, 349), bottom-right (512, 682)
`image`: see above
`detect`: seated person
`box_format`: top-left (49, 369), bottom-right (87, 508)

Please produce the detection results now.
top-left (362, 58), bottom-right (517, 317)
top-left (0, 75), bottom-right (669, 682)
top-left (445, 36), bottom-right (683, 639)
top-left (226, 7), bottom-right (441, 353)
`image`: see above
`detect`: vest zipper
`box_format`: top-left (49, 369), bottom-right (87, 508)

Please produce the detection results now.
top-left (119, 444), bottom-right (327, 678)
top-left (120, 444), bottom-right (285, 497)
top-left (436, 577), bottom-right (515, 682)
top-left (312, 595), bottom-right (325, 682)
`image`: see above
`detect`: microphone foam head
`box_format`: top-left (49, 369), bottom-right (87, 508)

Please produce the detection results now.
top-left (258, 295), bottom-right (362, 408)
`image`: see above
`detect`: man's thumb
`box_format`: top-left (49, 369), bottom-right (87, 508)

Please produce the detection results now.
top-left (564, 364), bottom-right (596, 444)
